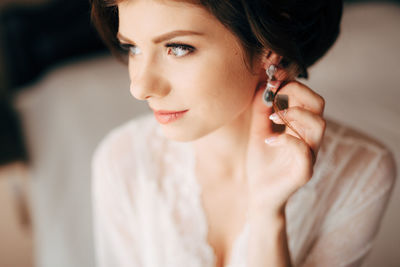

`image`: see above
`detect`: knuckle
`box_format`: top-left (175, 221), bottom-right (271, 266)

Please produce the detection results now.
top-left (315, 117), bottom-right (326, 139)
top-left (283, 80), bottom-right (302, 93)
top-left (317, 116), bottom-right (326, 129)
top-left (317, 95), bottom-right (325, 111)
top-left (292, 81), bottom-right (304, 93)
top-left (294, 139), bottom-right (312, 160)
top-left (287, 134), bottom-right (308, 154)
top-left (320, 117), bottom-right (327, 130)
top-left (299, 141), bottom-right (311, 157)
top-left (290, 106), bottom-right (302, 114)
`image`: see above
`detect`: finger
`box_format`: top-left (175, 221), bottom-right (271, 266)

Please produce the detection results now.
top-left (264, 133), bottom-right (314, 179)
top-left (274, 81), bottom-right (325, 116)
top-left (249, 82), bottom-right (277, 141)
top-left (269, 106), bottom-right (326, 157)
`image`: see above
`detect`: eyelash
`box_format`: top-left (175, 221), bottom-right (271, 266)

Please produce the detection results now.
top-left (118, 42), bottom-right (196, 57)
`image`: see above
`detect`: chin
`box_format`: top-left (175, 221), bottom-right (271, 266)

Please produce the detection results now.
top-left (160, 127), bottom-right (197, 142)
top-left (160, 125), bottom-right (213, 143)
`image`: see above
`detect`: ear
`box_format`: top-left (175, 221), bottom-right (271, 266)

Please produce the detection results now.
top-left (260, 49), bottom-right (283, 70)
top-left (259, 49), bottom-right (287, 81)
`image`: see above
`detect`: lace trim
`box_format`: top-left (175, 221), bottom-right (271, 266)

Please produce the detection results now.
top-left (186, 142), bottom-right (250, 267)
top-left (151, 118), bottom-right (214, 266)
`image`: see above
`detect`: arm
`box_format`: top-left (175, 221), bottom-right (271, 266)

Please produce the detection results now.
top-left (247, 210), bottom-right (293, 267)
top-left (245, 148), bottom-right (396, 267)
top-left (245, 79), bottom-right (325, 267)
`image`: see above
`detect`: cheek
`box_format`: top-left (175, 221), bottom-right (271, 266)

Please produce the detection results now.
top-left (183, 71), bottom-right (257, 131)
top-left (166, 43), bottom-right (259, 123)
top-left (192, 58), bottom-right (258, 117)
top-left (160, 62), bottom-right (258, 142)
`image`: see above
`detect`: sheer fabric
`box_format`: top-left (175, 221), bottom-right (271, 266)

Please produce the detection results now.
top-left (92, 113), bottom-right (396, 267)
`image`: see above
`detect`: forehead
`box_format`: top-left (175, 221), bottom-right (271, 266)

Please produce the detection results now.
top-left (118, 0), bottom-right (209, 22)
top-left (114, 0), bottom-right (199, 5)
top-left (117, 0), bottom-right (224, 40)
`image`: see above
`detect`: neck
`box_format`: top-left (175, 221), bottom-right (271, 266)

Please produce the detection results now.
top-left (191, 107), bottom-right (253, 184)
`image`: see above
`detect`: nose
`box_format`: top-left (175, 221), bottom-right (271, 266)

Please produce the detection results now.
top-left (129, 59), bottom-right (170, 101)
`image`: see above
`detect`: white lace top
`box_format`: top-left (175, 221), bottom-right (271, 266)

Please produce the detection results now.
top-left (91, 113), bottom-right (396, 267)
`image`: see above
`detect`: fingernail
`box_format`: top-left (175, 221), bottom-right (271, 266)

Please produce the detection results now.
top-left (264, 136), bottom-right (277, 144)
top-left (269, 113), bottom-right (278, 121)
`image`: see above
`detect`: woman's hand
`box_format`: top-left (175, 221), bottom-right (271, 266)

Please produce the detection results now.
top-left (245, 80), bottom-right (326, 216)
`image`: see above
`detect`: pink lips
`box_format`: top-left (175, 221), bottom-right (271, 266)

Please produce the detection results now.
top-left (153, 109), bottom-right (189, 124)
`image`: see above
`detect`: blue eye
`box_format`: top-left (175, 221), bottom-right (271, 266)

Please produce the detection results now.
top-left (166, 43), bottom-right (195, 57)
top-left (118, 42), bottom-right (195, 57)
top-left (119, 43), bottom-right (141, 56)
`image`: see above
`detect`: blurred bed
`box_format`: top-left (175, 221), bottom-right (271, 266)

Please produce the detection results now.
top-left (9, 2), bottom-right (400, 267)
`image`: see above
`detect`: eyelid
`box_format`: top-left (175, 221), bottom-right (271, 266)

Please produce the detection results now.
top-left (118, 42), bottom-right (132, 51)
top-left (117, 41), bottom-right (196, 56)
top-left (165, 42), bottom-right (195, 50)
top-left (166, 42), bottom-right (195, 55)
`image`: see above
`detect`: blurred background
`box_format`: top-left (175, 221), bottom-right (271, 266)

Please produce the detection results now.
top-left (0, 0), bottom-right (399, 266)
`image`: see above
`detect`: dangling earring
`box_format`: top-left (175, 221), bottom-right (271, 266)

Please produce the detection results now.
top-left (262, 64), bottom-right (278, 107)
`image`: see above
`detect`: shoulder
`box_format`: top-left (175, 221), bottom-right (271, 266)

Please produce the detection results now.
top-left (91, 113), bottom-right (160, 179)
top-left (324, 118), bottom-right (396, 175)
top-left (314, 117), bottom-right (396, 199)
top-left (291, 118), bottom-right (398, 241)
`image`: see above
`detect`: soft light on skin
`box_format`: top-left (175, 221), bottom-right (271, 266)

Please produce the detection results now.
top-left (118, 0), bottom-right (269, 180)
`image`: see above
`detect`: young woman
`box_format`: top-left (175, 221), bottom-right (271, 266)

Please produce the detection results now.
top-left (90, 0), bottom-right (396, 266)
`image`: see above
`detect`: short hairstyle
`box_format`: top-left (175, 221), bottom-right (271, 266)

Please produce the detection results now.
top-left (90, 0), bottom-right (343, 79)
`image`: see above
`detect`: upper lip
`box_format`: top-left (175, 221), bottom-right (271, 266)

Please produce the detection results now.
top-left (150, 107), bottom-right (188, 114)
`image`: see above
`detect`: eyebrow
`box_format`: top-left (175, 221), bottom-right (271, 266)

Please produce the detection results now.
top-left (117, 30), bottom-right (204, 44)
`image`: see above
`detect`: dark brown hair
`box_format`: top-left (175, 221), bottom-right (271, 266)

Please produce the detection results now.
top-left (90, 0), bottom-right (343, 79)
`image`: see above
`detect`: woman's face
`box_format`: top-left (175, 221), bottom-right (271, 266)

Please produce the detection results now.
top-left (118, 0), bottom-right (264, 142)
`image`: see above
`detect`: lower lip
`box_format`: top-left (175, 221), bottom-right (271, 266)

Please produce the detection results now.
top-left (154, 110), bottom-right (188, 124)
